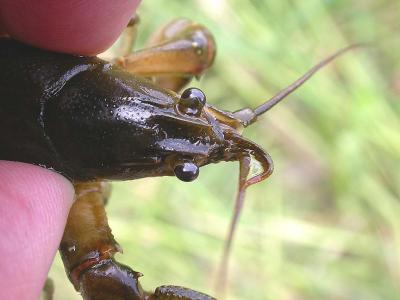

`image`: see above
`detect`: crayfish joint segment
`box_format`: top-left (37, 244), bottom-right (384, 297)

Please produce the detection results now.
top-left (148, 285), bottom-right (217, 300)
top-left (78, 259), bottom-right (145, 300)
top-left (115, 18), bottom-right (216, 92)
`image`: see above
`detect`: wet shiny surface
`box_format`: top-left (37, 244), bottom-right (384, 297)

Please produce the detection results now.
top-left (0, 38), bottom-right (226, 181)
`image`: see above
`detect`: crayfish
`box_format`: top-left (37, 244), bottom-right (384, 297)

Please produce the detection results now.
top-left (0, 15), bottom-right (355, 300)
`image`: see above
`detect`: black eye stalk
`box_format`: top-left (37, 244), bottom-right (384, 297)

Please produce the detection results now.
top-left (174, 161), bottom-right (199, 182)
top-left (177, 88), bottom-right (206, 117)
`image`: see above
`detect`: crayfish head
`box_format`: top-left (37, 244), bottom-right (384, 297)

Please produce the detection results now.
top-left (155, 87), bottom-right (273, 185)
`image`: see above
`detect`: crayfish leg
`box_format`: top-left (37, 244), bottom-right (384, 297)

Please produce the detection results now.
top-left (114, 18), bottom-right (216, 92)
top-left (41, 278), bottom-right (54, 300)
top-left (60, 182), bottom-right (217, 300)
top-left (59, 181), bottom-right (145, 299)
top-left (118, 15), bottom-right (141, 57)
top-left (100, 14), bottom-right (140, 59)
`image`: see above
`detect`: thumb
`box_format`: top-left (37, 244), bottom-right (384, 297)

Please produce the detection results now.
top-left (0, 161), bottom-right (74, 300)
top-left (0, 0), bottom-right (141, 55)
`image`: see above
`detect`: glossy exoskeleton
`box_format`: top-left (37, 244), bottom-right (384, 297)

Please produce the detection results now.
top-left (0, 17), bottom-right (355, 300)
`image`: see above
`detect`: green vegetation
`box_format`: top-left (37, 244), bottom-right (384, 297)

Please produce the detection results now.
top-left (47, 1), bottom-right (400, 299)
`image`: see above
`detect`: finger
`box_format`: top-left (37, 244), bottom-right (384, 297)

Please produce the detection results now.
top-left (0, 0), bottom-right (141, 55)
top-left (0, 20), bottom-right (6, 36)
top-left (0, 161), bottom-right (74, 300)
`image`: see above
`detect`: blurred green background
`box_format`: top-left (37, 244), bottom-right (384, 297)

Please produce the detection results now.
top-left (47, 0), bottom-right (400, 299)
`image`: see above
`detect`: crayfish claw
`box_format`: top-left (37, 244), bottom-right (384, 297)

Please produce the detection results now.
top-left (78, 259), bottom-right (145, 300)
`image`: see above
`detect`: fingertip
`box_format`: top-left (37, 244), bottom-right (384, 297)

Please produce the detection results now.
top-left (0, 0), bottom-right (141, 55)
top-left (0, 161), bottom-right (74, 299)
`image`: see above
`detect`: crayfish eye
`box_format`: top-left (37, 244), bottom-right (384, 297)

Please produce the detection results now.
top-left (174, 161), bottom-right (199, 182)
top-left (177, 88), bottom-right (206, 117)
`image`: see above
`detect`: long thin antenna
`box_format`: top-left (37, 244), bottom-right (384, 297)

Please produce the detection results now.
top-left (252, 44), bottom-right (360, 118)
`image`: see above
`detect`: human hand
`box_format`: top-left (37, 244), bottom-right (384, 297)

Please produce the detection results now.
top-left (0, 1), bottom-right (141, 299)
